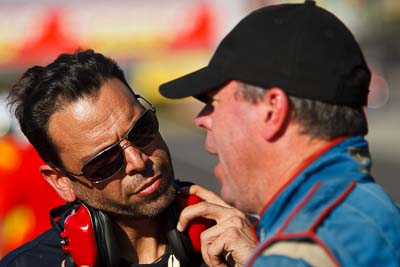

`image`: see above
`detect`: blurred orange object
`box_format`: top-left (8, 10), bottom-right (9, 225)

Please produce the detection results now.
top-left (0, 135), bottom-right (64, 257)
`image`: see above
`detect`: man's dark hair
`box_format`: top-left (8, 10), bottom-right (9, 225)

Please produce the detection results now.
top-left (7, 49), bottom-right (130, 167)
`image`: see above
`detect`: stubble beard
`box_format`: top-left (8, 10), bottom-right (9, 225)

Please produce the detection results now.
top-left (86, 175), bottom-right (177, 220)
top-left (112, 179), bottom-right (176, 219)
top-left (74, 164), bottom-right (177, 219)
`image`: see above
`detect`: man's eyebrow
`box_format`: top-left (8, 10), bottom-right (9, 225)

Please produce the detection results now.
top-left (79, 143), bottom-right (115, 165)
top-left (79, 114), bottom-right (139, 165)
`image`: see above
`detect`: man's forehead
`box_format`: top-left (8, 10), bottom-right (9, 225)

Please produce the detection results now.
top-left (47, 85), bottom-right (140, 162)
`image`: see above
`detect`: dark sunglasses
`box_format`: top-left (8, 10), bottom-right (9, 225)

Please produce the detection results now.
top-left (56, 95), bottom-right (159, 184)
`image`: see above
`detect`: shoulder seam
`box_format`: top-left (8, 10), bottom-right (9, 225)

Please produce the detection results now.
top-left (261, 240), bottom-right (336, 267)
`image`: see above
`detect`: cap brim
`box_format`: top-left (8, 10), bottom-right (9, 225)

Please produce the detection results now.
top-left (159, 66), bottom-right (229, 101)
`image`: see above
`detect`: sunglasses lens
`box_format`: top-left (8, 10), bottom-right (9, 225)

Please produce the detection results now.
top-left (127, 110), bottom-right (158, 148)
top-left (82, 145), bottom-right (124, 182)
top-left (80, 109), bottom-right (158, 183)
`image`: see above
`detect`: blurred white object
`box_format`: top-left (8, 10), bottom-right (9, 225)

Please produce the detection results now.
top-left (0, 93), bottom-right (12, 137)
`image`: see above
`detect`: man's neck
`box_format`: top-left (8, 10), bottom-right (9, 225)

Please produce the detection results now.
top-left (113, 215), bottom-right (167, 264)
top-left (255, 128), bottom-right (333, 214)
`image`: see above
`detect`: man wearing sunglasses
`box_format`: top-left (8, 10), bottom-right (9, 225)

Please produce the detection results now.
top-left (0, 49), bottom-right (217, 267)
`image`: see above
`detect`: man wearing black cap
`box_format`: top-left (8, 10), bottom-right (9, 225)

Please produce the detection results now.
top-left (160, 1), bottom-right (400, 266)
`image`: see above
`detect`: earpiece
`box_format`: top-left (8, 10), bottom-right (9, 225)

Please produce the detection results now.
top-left (51, 203), bottom-right (119, 267)
top-left (177, 193), bottom-right (211, 254)
top-left (49, 183), bottom-right (212, 267)
top-left (60, 205), bottom-right (98, 266)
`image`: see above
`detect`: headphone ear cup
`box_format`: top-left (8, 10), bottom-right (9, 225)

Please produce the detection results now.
top-left (165, 199), bottom-right (202, 266)
top-left (59, 204), bottom-right (99, 266)
top-left (165, 200), bottom-right (200, 265)
top-left (86, 205), bottom-right (120, 267)
top-left (53, 203), bottom-right (120, 267)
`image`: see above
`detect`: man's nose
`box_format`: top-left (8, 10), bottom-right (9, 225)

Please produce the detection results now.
top-left (120, 140), bottom-right (147, 173)
top-left (195, 106), bottom-right (212, 130)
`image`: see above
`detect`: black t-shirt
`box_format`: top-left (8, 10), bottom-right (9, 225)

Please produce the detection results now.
top-left (119, 248), bottom-right (206, 267)
top-left (0, 229), bottom-right (205, 267)
top-left (119, 251), bottom-right (171, 267)
top-left (0, 227), bottom-right (67, 267)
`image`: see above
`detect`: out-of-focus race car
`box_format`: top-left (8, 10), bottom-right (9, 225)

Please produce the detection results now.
top-left (0, 94), bottom-right (64, 257)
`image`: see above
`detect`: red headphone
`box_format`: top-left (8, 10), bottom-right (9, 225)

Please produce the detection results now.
top-left (60, 204), bottom-right (98, 266)
top-left (50, 185), bottom-right (211, 267)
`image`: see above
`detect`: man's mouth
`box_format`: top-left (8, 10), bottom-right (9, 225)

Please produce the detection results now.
top-left (134, 175), bottom-right (162, 197)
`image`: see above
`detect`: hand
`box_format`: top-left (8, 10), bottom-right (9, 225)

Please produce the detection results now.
top-left (178, 185), bottom-right (257, 267)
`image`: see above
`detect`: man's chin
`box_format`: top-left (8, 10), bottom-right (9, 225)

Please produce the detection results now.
top-left (113, 182), bottom-right (176, 219)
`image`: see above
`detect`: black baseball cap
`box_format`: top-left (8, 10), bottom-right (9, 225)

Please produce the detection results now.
top-left (159, 0), bottom-right (371, 107)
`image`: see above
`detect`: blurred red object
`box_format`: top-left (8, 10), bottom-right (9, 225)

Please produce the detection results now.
top-left (6, 7), bottom-right (80, 68)
top-left (0, 135), bottom-right (64, 256)
top-left (169, 2), bottom-right (215, 50)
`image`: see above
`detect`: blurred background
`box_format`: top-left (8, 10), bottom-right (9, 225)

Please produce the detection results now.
top-left (0, 0), bottom-right (399, 257)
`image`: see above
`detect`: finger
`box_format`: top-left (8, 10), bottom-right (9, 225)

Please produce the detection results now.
top-left (199, 225), bottom-right (231, 267)
top-left (199, 232), bottom-right (228, 267)
top-left (200, 238), bottom-right (212, 267)
top-left (198, 216), bottom-right (255, 266)
top-left (201, 215), bottom-right (254, 243)
top-left (178, 201), bottom-right (246, 231)
top-left (187, 184), bottom-right (231, 208)
top-left (207, 227), bottom-right (255, 267)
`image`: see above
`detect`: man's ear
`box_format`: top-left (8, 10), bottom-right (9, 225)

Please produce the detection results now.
top-left (260, 87), bottom-right (290, 140)
top-left (40, 164), bottom-right (77, 202)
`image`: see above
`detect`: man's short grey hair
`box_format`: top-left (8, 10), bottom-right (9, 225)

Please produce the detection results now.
top-left (237, 82), bottom-right (368, 140)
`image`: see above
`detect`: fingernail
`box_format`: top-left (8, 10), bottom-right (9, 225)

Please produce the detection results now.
top-left (177, 222), bottom-right (183, 232)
